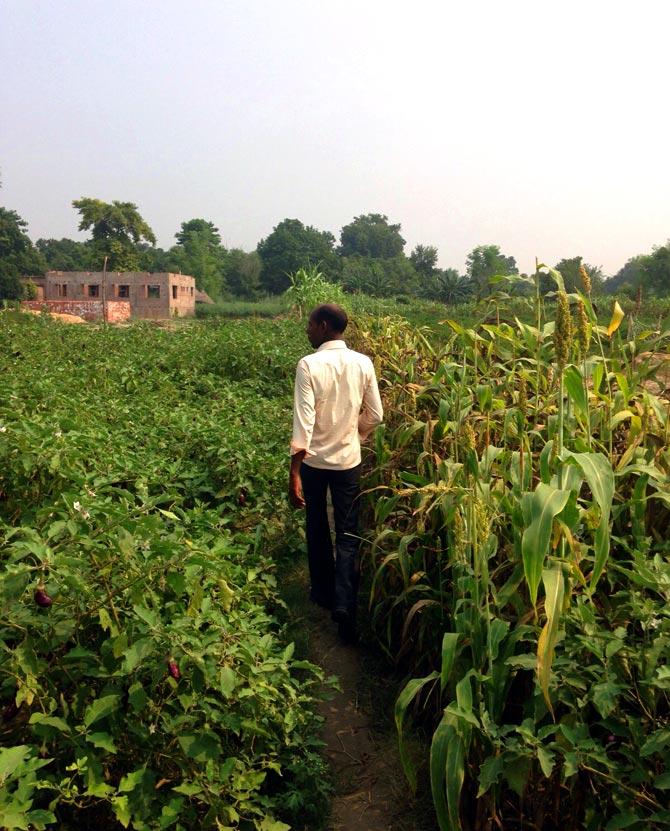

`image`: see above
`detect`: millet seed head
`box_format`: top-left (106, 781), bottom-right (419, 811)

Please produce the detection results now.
top-left (462, 421), bottom-right (477, 452)
top-left (576, 299), bottom-right (591, 359)
top-left (555, 291), bottom-right (573, 369)
top-left (453, 507), bottom-right (467, 561)
top-left (517, 374), bottom-right (527, 415)
top-left (579, 264), bottom-right (592, 295)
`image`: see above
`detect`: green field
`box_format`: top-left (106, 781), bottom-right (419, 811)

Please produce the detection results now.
top-left (2, 283), bottom-right (670, 830)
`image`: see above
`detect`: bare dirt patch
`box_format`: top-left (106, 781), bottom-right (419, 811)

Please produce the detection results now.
top-left (283, 563), bottom-right (435, 831)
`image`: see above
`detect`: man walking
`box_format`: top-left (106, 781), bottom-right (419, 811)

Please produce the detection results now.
top-left (289, 303), bottom-right (383, 644)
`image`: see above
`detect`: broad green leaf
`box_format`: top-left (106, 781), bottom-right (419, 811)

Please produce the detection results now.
top-left (562, 451), bottom-right (614, 588)
top-left (477, 754), bottom-right (504, 797)
top-left (259, 819), bottom-right (291, 831)
top-left (537, 563), bottom-right (565, 716)
top-left (430, 714), bottom-right (454, 831)
top-left (128, 681), bottom-right (148, 712)
top-left (537, 746), bottom-right (555, 778)
top-left (395, 671), bottom-right (439, 793)
top-left (521, 483), bottom-right (570, 606)
top-left (445, 731), bottom-right (466, 830)
top-left (605, 813), bottom-right (643, 830)
top-left (641, 728), bottom-right (670, 757)
top-left (123, 637), bottom-right (154, 672)
top-left (83, 694), bottom-right (121, 728)
top-left (564, 365), bottom-right (588, 418)
top-left (591, 681), bottom-right (623, 718)
top-left (178, 731), bottom-right (222, 762)
top-left (440, 633), bottom-right (459, 692)
top-left (0, 745), bottom-right (31, 781)
top-left (86, 732), bottom-right (118, 753)
top-left (28, 713), bottom-right (71, 734)
top-left (118, 765), bottom-right (147, 793)
top-left (219, 666), bottom-right (237, 698)
top-left (112, 795), bottom-right (131, 828)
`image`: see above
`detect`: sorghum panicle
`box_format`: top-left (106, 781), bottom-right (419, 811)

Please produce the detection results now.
top-left (576, 299), bottom-right (590, 359)
top-left (555, 291), bottom-right (573, 370)
top-left (453, 508), bottom-right (466, 561)
top-left (518, 374), bottom-right (527, 416)
top-left (462, 421), bottom-right (476, 452)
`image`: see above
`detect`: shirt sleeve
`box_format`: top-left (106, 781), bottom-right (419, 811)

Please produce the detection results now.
top-left (358, 362), bottom-right (384, 441)
top-left (290, 359), bottom-right (317, 456)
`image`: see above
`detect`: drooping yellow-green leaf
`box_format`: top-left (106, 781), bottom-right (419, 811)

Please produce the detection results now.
top-left (607, 300), bottom-right (625, 337)
top-left (537, 563), bottom-right (565, 716)
top-left (521, 483), bottom-right (571, 606)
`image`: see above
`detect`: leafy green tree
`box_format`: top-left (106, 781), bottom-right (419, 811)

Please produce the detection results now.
top-left (0, 207), bottom-right (46, 299)
top-left (465, 244), bottom-right (517, 297)
top-left (605, 255), bottom-right (647, 298)
top-left (421, 268), bottom-right (471, 304)
top-left (257, 219), bottom-right (337, 294)
top-left (638, 243), bottom-right (670, 296)
top-left (551, 256), bottom-right (603, 294)
top-left (224, 249), bottom-right (262, 299)
top-left (137, 245), bottom-right (176, 273)
top-left (410, 244), bottom-right (439, 277)
top-left (72, 198), bottom-right (156, 270)
top-left (340, 255), bottom-right (419, 297)
top-left (171, 219), bottom-right (227, 298)
top-left (339, 213), bottom-right (405, 259)
top-left (36, 237), bottom-right (93, 271)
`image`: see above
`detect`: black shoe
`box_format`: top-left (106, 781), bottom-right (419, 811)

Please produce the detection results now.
top-left (332, 609), bottom-right (357, 644)
top-left (337, 617), bottom-right (358, 645)
top-left (310, 593), bottom-right (333, 611)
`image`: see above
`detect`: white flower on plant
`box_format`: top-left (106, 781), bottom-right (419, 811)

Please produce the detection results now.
top-left (73, 501), bottom-right (81, 511)
top-left (0, 425), bottom-right (6, 433)
top-left (55, 430), bottom-right (62, 438)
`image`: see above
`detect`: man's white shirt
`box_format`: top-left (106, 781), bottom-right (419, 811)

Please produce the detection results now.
top-left (291, 340), bottom-right (383, 470)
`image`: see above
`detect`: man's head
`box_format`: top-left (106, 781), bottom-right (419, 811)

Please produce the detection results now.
top-left (306, 303), bottom-right (348, 348)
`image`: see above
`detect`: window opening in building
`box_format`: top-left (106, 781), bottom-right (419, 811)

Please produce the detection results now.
top-left (57, 284), bottom-right (67, 298)
top-left (172, 285), bottom-right (178, 299)
top-left (88, 284), bottom-right (100, 298)
top-left (117, 285), bottom-right (130, 298)
top-left (147, 285), bottom-right (160, 299)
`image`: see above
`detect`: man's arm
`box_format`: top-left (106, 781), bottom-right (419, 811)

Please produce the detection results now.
top-left (289, 360), bottom-right (315, 509)
top-left (289, 449), bottom-right (306, 508)
top-left (358, 363), bottom-right (384, 441)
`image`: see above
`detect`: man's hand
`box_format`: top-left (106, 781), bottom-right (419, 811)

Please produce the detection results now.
top-left (288, 472), bottom-right (305, 509)
top-left (288, 449), bottom-right (307, 509)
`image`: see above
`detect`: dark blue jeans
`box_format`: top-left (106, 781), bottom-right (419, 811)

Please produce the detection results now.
top-left (300, 462), bottom-right (361, 619)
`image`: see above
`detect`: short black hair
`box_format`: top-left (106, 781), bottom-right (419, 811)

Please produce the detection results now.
top-left (310, 303), bottom-right (348, 333)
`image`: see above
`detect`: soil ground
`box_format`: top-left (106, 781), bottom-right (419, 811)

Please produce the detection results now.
top-left (281, 561), bottom-right (436, 831)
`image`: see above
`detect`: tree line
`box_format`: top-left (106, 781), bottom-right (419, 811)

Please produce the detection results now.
top-left (1, 198), bottom-right (668, 301)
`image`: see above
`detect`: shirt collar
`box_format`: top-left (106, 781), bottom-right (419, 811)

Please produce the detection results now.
top-left (317, 339), bottom-right (347, 351)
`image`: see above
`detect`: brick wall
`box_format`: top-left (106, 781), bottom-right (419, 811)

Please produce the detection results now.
top-left (43, 272), bottom-right (196, 319)
top-left (21, 300), bottom-right (131, 323)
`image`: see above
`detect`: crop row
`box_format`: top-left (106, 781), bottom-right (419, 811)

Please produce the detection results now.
top-left (0, 314), bottom-right (326, 831)
top-left (354, 273), bottom-right (670, 829)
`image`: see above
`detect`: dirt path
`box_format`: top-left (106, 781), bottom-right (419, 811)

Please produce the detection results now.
top-left (290, 584), bottom-right (434, 831)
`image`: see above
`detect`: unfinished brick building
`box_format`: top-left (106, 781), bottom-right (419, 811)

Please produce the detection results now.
top-left (33, 271), bottom-right (196, 319)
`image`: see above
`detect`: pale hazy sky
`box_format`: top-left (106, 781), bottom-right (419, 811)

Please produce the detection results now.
top-left (2, 0), bottom-right (669, 276)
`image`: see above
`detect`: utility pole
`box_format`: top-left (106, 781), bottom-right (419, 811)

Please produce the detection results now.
top-left (102, 255), bottom-right (108, 323)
